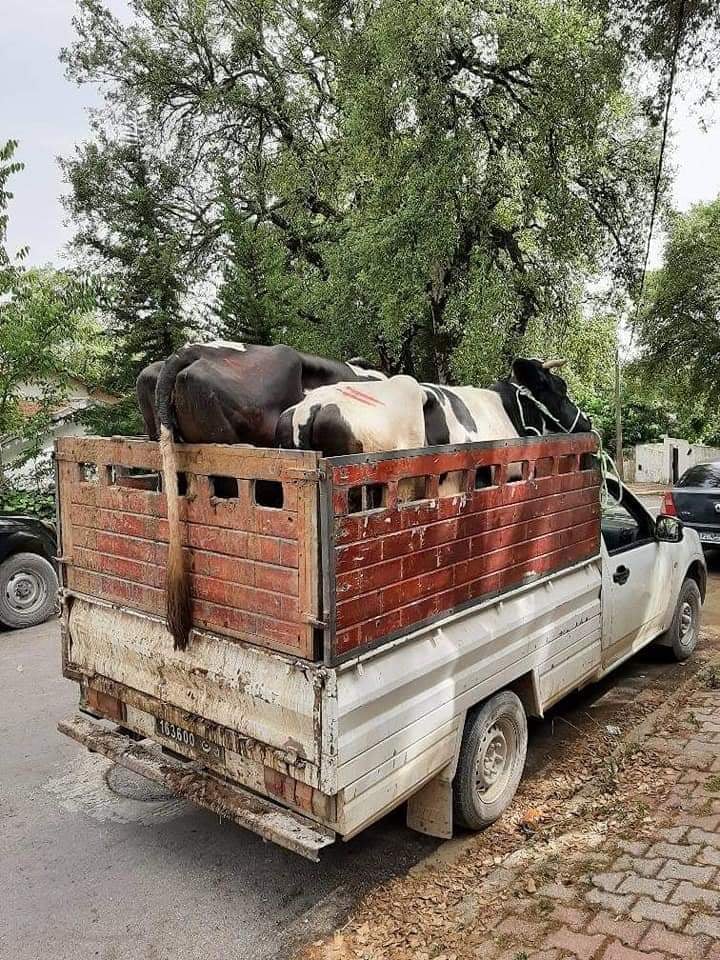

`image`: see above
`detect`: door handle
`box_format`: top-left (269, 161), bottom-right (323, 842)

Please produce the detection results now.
top-left (613, 565), bottom-right (630, 585)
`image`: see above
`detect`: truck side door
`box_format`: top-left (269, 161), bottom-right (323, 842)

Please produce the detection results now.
top-left (600, 487), bottom-right (668, 668)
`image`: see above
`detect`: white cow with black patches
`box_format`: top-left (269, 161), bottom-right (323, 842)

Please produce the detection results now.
top-left (276, 375), bottom-right (426, 457)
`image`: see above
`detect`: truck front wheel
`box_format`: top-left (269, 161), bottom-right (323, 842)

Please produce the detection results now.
top-left (453, 690), bottom-right (528, 830)
top-left (664, 577), bottom-right (702, 662)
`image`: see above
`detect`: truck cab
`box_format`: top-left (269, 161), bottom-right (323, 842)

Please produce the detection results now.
top-left (600, 479), bottom-right (705, 667)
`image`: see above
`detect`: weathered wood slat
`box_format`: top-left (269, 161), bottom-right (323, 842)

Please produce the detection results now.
top-left (336, 502), bottom-right (599, 596)
top-left (72, 540), bottom-right (299, 596)
top-left (68, 493), bottom-right (299, 539)
top-left (69, 476), bottom-right (301, 516)
top-left (70, 518), bottom-right (299, 568)
top-left (72, 546), bottom-right (299, 609)
top-left (336, 491), bottom-right (599, 572)
top-left (334, 535), bottom-right (598, 654)
top-left (330, 434), bottom-right (596, 487)
top-left (56, 435), bottom-right (319, 481)
top-left (66, 567), bottom-right (307, 653)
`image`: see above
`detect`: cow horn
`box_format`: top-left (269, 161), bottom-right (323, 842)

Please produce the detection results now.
top-left (542, 358), bottom-right (567, 370)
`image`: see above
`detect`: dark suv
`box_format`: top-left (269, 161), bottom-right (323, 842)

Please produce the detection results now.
top-left (0, 515), bottom-right (58, 629)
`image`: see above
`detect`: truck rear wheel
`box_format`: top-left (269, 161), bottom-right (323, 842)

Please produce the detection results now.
top-left (453, 690), bottom-right (528, 830)
top-left (0, 552), bottom-right (58, 629)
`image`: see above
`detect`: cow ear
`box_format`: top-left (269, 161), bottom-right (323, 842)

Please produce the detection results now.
top-left (512, 358), bottom-right (543, 390)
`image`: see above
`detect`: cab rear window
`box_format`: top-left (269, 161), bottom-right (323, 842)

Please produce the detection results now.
top-left (677, 463), bottom-right (720, 488)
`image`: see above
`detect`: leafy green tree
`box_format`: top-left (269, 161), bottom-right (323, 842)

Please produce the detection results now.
top-left (64, 0), bottom-right (667, 382)
top-left (0, 139), bottom-right (27, 297)
top-left (0, 265), bottom-right (99, 508)
top-left (597, 0), bottom-right (720, 104)
top-left (634, 196), bottom-right (720, 415)
top-left (0, 143), bottom-right (99, 500)
top-left (212, 194), bottom-right (302, 345)
top-left (62, 123), bottom-right (189, 402)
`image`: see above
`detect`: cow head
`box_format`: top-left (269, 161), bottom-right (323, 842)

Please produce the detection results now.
top-left (512, 358), bottom-right (592, 434)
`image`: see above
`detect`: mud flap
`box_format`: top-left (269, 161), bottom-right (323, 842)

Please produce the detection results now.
top-left (58, 714), bottom-right (335, 861)
top-left (406, 764), bottom-right (454, 839)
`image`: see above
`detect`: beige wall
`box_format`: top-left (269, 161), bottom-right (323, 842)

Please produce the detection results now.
top-left (635, 437), bottom-right (720, 484)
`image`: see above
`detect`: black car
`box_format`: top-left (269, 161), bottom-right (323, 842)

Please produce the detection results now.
top-left (663, 461), bottom-right (720, 550)
top-left (0, 514), bottom-right (58, 629)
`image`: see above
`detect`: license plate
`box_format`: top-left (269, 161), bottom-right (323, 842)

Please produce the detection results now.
top-left (699, 532), bottom-right (720, 543)
top-left (155, 717), bottom-right (225, 763)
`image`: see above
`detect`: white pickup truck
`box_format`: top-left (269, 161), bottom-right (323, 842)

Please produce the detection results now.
top-left (56, 434), bottom-right (705, 859)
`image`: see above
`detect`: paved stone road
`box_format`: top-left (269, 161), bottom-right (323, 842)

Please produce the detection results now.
top-left (471, 672), bottom-right (720, 960)
top-left (301, 650), bottom-right (720, 960)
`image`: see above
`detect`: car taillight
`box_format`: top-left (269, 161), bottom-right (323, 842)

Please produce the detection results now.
top-left (662, 491), bottom-right (677, 516)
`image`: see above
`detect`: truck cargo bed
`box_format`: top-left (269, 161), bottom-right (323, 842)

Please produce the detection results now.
top-left (56, 433), bottom-right (601, 665)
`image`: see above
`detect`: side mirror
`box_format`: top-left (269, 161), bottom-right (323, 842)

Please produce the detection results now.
top-left (656, 514), bottom-right (683, 543)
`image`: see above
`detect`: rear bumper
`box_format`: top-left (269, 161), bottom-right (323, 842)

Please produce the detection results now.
top-left (683, 524), bottom-right (720, 545)
top-left (58, 714), bottom-right (336, 861)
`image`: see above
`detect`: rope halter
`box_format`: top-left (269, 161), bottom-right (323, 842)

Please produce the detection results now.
top-left (511, 383), bottom-right (619, 507)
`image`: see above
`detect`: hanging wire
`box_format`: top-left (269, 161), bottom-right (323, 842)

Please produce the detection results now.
top-left (632, 0), bottom-right (687, 326)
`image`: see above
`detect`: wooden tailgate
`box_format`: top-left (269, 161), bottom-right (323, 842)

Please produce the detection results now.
top-left (56, 437), bottom-right (322, 659)
top-left (321, 433), bottom-right (601, 662)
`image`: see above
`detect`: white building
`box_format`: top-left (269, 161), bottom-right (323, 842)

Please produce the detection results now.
top-left (635, 436), bottom-right (720, 485)
top-left (1, 376), bottom-right (119, 483)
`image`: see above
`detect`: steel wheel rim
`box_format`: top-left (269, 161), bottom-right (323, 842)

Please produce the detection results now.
top-left (5, 569), bottom-right (47, 615)
top-left (474, 719), bottom-right (516, 804)
top-left (679, 600), bottom-right (694, 646)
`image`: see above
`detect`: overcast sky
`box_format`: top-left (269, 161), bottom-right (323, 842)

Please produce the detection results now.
top-left (3, 0), bottom-right (720, 269)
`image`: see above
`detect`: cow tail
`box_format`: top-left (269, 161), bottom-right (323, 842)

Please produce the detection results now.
top-left (155, 349), bottom-right (197, 651)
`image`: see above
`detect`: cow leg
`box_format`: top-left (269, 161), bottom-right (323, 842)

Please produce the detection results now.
top-left (136, 360), bottom-right (164, 440)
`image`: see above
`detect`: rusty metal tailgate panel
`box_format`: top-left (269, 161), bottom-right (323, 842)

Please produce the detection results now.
top-left (66, 598), bottom-right (323, 765)
top-left (58, 714), bottom-right (335, 861)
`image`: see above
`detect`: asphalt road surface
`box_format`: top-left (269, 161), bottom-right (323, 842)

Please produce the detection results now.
top-left (3, 553), bottom-right (720, 960)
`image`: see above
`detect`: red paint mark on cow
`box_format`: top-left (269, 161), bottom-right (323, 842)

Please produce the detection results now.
top-left (338, 386), bottom-right (385, 406)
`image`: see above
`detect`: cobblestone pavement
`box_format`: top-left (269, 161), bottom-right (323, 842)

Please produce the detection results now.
top-left (480, 675), bottom-right (720, 960)
top-left (303, 659), bottom-right (720, 960)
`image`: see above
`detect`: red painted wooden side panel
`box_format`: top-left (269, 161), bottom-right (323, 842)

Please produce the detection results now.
top-left (327, 435), bottom-right (601, 660)
top-left (57, 437), bottom-right (317, 658)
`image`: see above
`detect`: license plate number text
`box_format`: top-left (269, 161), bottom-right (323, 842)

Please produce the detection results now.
top-left (155, 718), bottom-right (225, 762)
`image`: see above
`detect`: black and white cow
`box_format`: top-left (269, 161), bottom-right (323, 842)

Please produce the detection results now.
top-left (278, 358), bottom-right (591, 498)
top-left (145, 341), bottom-right (385, 650)
top-left (140, 341), bottom-right (385, 444)
top-left (279, 358), bottom-right (590, 456)
top-left (422, 358), bottom-right (591, 447)
top-left (276, 375), bottom-right (427, 456)
top-left (422, 358), bottom-right (592, 493)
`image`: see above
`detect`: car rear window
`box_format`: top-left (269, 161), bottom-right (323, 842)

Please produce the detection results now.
top-left (676, 463), bottom-right (720, 488)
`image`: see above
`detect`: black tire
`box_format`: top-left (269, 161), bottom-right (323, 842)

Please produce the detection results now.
top-left (664, 578), bottom-right (702, 662)
top-left (0, 552), bottom-right (58, 629)
top-left (453, 690), bottom-right (528, 830)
